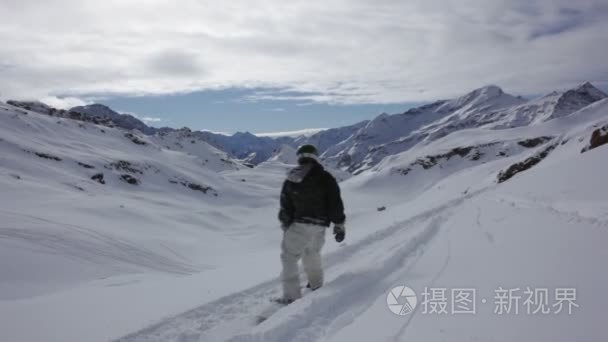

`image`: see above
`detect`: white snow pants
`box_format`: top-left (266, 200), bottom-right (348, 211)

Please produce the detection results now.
top-left (281, 222), bottom-right (326, 300)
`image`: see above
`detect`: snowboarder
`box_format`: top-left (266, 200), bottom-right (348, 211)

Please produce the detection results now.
top-left (276, 144), bottom-right (346, 304)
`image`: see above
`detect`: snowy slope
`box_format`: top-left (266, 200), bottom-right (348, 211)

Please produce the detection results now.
top-left (294, 120), bottom-right (370, 154)
top-left (1, 91), bottom-right (608, 342)
top-left (70, 103), bottom-right (159, 135)
top-left (85, 98), bottom-right (607, 342)
top-left (322, 83), bottom-right (606, 174)
top-left (322, 85), bottom-right (525, 173)
top-left (483, 81), bottom-right (607, 128)
top-left (0, 101), bottom-right (259, 300)
top-left (266, 144), bottom-right (298, 164)
top-left (150, 128), bottom-right (243, 172)
top-left (197, 130), bottom-right (289, 165)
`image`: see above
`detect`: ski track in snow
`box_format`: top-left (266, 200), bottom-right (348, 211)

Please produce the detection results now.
top-left (497, 196), bottom-right (608, 229)
top-left (113, 188), bottom-right (489, 342)
top-left (388, 224), bottom-right (452, 342)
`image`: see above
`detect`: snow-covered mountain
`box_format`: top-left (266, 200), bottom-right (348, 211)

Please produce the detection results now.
top-left (70, 104), bottom-right (161, 135)
top-left (196, 130), bottom-right (288, 165)
top-left (321, 83), bottom-right (607, 173)
top-left (293, 120), bottom-right (370, 154)
top-left (2, 82), bottom-right (608, 342)
top-left (486, 81), bottom-right (608, 128)
top-left (319, 85), bottom-right (524, 172)
top-left (7, 100), bottom-right (299, 165)
top-left (10, 82), bottom-right (604, 172)
top-left (266, 144), bottom-right (298, 164)
top-left (0, 101), bottom-right (244, 196)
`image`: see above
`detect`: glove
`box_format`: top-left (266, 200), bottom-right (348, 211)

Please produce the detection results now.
top-left (333, 223), bottom-right (345, 243)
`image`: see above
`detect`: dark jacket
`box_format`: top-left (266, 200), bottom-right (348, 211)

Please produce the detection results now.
top-left (278, 162), bottom-right (345, 227)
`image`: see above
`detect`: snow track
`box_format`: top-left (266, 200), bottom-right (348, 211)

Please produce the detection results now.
top-left (114, 189), bottom-right (487, 342)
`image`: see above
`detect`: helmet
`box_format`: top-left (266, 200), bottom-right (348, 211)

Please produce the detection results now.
top-left (296, 144), bottom-right (319, 164)
top-left (296, 144), bottom-right (318, 156)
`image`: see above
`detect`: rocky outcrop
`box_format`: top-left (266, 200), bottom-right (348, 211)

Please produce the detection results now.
top-left (497, 143), bottom-right (557, 183)
top-left (106, 160), bottom-right (143, 174)
top-left (581, 124), bottom-right (608, 153)
top-left (517, 136), bottom-right (553, 148)
top-left (120, 174), bottom-right (139, 185)
top-left (124, 132), bottom-right (147, 146)
top-left (91, 173), bottom-right (105, 184)
top-left (169, 178), bottom-right (218, 196)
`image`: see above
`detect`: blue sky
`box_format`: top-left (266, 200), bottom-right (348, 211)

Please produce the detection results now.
top-left (100, 88), bottom-right (421, 133)
top-left (1, 0), bottom-right (607, 134)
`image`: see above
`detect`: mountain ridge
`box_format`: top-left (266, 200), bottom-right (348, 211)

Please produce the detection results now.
top-left (6, 82), bottom-right (606, 171)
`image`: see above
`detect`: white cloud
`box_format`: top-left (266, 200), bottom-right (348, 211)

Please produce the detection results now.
top-left (199, 129), bottom-right (231, 135)
top-left (256, 128), bottom-right (327, 138)
top-left (120, 111), bottom-right (162, 123)
top-left (0, 0), bottom-right (607, 104)
top-left (141, 117), bottom-right (162, 123)
top-left (40, 96), bottom-right (88, 109)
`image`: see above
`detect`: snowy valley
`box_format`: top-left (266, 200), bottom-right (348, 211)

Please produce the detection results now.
top-left (1, 83), bottom-right (608, 342)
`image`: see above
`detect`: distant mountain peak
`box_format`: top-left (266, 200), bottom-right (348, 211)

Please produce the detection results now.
top-left (557, 81), bottom-right (607, 104)
top-left (233, 131), bottom-right (257, 138)
top-left (6, 100), bottom-right (53, 114)
top-left (478, 84), bottom-right (503, 95)
top-left (438, 84), bottom-right (517, 114)
top-left (464, 84), bottom-right (505, 100)
top-left (70, 103), bottom-right (158, 134)
top-left (572, 81), bottom-right (607, 98)
top-left (72, 103), bottom-right (118, 116)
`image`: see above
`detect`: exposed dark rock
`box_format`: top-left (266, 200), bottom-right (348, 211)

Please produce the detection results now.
top-left (470, 150), bottom-right (483, 161)
top-left (107, 160), bottom-right (142, 174)
top-left (581, 125), bottom-right (608, 153)
top-left (124, 132), bottom-right (147, 145)
top-left (448, 147), bottom-right (473, 158)
top-left (338, 153), bottom-right (352, 168)
top-left (187, 182), bottom-right (212, 193)
top-left (120, 174), bottom-right (139, 185)
top-left (377, 206), bottom-right (387, 212)
top-left (393, 142), bottom-right (500, 176)
top-left (30, 151), bottom-right (62, 161)
top-left (91, 173), bottom-right (105, 184)
top-left (517, 136), bottom-right (553, 148)
top-left (77, 162), bottom-right (95, 169)
top-left (169, 178), bottom-right (218, 196)
top-left (497, 143), bottom-right (557, 183)
top-left (395, 167), bottom-right (411, 175)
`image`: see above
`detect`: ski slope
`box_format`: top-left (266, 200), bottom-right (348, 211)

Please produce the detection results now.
top-left (1, 96), bottom-right (608, 341)
top-left (113, 142), bottom-right (608, 342)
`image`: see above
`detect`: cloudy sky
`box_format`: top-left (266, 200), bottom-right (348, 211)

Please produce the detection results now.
top-left (1, 0), bottom-right (607, 132)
